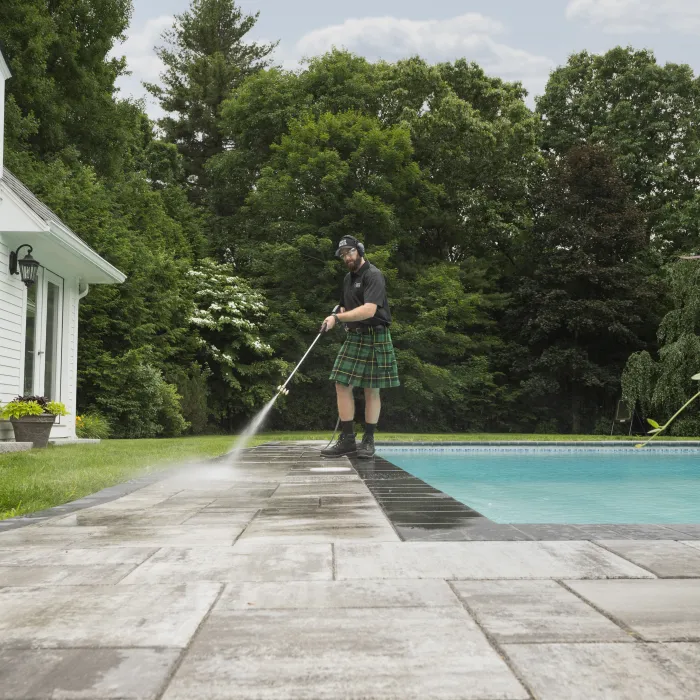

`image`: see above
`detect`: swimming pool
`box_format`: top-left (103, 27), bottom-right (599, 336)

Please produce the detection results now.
top-left (376, 447), bottom-right (700, 524)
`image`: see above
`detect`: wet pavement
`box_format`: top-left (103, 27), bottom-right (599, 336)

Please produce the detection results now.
top-left (0, 441), bottom-right (699, 699)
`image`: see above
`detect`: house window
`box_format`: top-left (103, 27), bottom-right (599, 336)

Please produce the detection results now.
top-left (22, 270), bottom-right (63, 400)
top-left (23, 282), bottom-right (37, 395)
top-left (44, 280), bottom-right (61, 401)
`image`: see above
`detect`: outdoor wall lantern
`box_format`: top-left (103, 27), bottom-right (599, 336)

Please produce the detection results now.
top-left (9, 244), bottom-right (40, 288)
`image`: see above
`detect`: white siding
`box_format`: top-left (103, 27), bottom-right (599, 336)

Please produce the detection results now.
top-left (0, 237), bottom-right (25, 439)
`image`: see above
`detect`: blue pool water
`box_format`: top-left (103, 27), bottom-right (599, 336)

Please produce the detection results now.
top-left (376, 448), bottom-right (700, 524)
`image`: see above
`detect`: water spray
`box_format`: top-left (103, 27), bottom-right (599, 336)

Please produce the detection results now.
top-left (230, 304), bottom-right (341, 462)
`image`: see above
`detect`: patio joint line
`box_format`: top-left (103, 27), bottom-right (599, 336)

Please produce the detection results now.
top-left (555, 579), bottom-right (645, 641)
top-left (661, 525), bottom-right (700, 539)
top-left (446, 580), bottom-right (536, 700)
top-left (154, 583), bottom-right (226, 700)
top-left (114, 547), bottom-right (164, 584)
top-left (230, 510), bottom-right (261, 546)
top-left (589, 541), bottom-right (661, 578)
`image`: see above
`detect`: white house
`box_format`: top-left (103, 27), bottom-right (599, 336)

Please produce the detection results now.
top-left (0, 49), bottom-right (126, 442)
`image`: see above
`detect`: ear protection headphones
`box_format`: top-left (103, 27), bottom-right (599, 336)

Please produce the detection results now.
top-left (336, 236), bottom-right (365, 258)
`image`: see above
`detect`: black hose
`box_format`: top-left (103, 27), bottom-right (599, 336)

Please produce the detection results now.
top-left (324, 415), bottom-right (341, 449)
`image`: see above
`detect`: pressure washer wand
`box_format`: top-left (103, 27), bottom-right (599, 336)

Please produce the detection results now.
top-left (276, 305), bottom-right (340, 397)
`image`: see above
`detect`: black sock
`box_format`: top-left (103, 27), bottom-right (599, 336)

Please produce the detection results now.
top-left (341, 420), bottom-right (354, 435)
top-left (364, 423), bottom-right (376, 437)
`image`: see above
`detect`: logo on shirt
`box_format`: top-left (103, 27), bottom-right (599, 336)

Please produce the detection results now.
top-left (354, 282), bottom-right (361, 288)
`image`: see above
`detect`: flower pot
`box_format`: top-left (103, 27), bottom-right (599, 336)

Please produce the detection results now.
top-left (10, 414), bottom-right (57, 448)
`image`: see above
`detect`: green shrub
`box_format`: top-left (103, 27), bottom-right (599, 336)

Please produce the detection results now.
top-left (157, 381), bottom-right (189, 437)
top-left (76, 412), bottom-right (112, 439)
top-left (670, 416), bottom-right (700, 437)
top-left (95, 351), bottom-right (188, 438)
top-left (174, 363), bottom-right (211, 434)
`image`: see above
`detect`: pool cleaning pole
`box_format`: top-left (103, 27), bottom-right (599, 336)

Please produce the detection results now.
top-left (275, 305), bottom-right (340, 398)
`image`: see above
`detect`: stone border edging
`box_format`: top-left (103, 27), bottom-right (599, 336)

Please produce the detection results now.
top-left (375, 440), bottom-right (700, 447)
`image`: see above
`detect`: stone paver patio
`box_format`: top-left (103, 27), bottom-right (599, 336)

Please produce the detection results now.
top-left (1, 442), bottom-right (699, 699)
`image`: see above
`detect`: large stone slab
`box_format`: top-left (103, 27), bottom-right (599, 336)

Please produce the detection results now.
top-left (451, 580), bottom-right (630, 643)
top-left (65, 510), bottom-right (200, 527)
top-left (0, 526), bottom-right (104, 547)
top-left (565, 579), bottom-right (700, 641)
top-left (0, 547), bottom-right (156, 566)
top-left (0, 546), bottom-right (158, 586)
top-left (335, 542), bottom-right (656, 580)
top-left (597, 540), bottom-right (700, 577)
top-left (283, 474), bottom-right (362, 484)
top-left (120, 545), bottom-right (333, 584)
top-left (251, 511), bottom-right (390, 527)
top-left (394, 524), bottom-right (531, 542)
top-left (181, 510), bottom-right (259, 526)
top-left (272, 483), bottom-right (370, 498)
top-left (0, 583), bottom-right (220, 648)
top-left (236, 522), bottom-right (399, 544)
top-left (320, 495), bottom-right (378, 507)
top-left (220, 483), bottom-right (284, 492)
top-left (503, 642), bottom-right (700, 700)
top-left (82, 525), bottom-right (245, 547)
top-left (219, 580), bottom-right (462, 610)
top-left (0, 525), bottom-right (243, 547)
top-left (0, 565), bottom-right (138, 586)
top-left (0, 647), bottom-right (180, 700)
top-left (161, 607), bottom-right (528, 700)
top-left (665, 525), bottom-right (700, 538)
top-left (265, 496), bottom-right (321, 508)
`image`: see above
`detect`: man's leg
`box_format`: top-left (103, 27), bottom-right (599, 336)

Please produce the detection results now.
top-left (358, 388), bottom-right (380, 458)
top-left (364, 388), bottom-right (381, 424)
top-left (321, 383), bottom-right (356, 458)
top-left (336, 382), bottom-right (355, 422)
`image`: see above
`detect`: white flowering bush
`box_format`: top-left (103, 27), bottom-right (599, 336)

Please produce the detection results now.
top-left (187, 259), bottom-right (284, 419)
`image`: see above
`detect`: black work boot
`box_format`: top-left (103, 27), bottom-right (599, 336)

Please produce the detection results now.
top-left (321, 432), bottom-right (357, 458)
top-left (357, 433), bottom-right (376, 459)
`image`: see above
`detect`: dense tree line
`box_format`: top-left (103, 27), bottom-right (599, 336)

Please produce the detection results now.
top-left (3, 0), bottom-right (700, 436)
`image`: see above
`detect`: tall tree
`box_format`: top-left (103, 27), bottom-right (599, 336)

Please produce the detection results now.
top-left (622, 260), bottom-right (700, 435)
top-left (146, 0), bottom-right (277, 202)
top-left (508, 145), bottom-right (659, 432)
top-left (537, 47), bottom-right (700, 255)
top-left (0, 0), bottom-right (137, 176)
top-left (207, 52), bottom-right (543, 430)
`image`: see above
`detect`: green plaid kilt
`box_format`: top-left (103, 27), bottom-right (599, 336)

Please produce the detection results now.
top-left (329, 326), bottom-right (400, 389)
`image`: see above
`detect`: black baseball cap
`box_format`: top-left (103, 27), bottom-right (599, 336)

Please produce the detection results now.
top-left (335, 235), bottom-right (360, 257)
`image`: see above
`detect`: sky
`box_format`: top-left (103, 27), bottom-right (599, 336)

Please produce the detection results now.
top-left (113, 0), bottom-right (700, 117)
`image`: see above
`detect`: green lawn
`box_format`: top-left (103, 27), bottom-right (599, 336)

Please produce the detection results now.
top-left (0, 435), bottom-right (237, 520)
top-left (1, 431), bottom-right (691, 521)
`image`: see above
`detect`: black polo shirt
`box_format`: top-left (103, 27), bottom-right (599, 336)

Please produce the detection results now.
top-left (341, 261), bottom-right (392, 329)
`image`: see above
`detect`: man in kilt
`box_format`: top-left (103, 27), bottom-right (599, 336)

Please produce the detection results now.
top-left (320, 235), bottom-right (400, 459)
